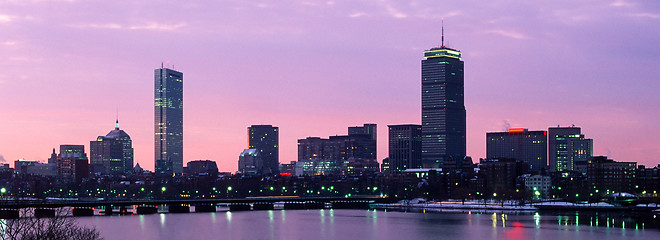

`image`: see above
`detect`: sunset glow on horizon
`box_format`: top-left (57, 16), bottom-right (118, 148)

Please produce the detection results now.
top-left (1, 0), bottom-right (659, 172)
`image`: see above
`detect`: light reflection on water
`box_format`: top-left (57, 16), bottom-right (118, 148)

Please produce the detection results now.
top-left (77, 209), bottom-right (660, 240)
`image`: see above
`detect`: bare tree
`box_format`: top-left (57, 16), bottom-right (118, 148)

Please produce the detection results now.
top-left (0, 208), bottom-right (101, 240)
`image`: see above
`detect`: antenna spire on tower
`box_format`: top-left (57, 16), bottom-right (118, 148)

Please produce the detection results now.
top-left (441, 17), bottom-right (445, 48)
top-left (115, 107), bottom-right (119, 130)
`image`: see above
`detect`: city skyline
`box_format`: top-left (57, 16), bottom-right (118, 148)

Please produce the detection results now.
top-left (1, 1), bottom-right (660, 172)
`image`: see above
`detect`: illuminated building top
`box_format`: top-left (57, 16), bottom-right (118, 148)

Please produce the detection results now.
top-left (424, 47), bottom-right (462, 59)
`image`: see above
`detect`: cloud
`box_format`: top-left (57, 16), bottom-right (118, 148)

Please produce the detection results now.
top-left (349, 12), bottom-right (368, 18)
top-left (128, 22), bottom-right (187, 31)
top-left (486, 29), bottom-right (532, 40)
top-left (610, 0), bottom-right (634, 7)
top-left (69, 23), bottom-right (122, 29)
top-left (0, 14), bottom-right (13, 23)
top-left (2, 41), bottom-right (18, 46)
top-left (0, 154), bottom-right (5, 163)
top-left (630, 12), bottom-right (660, 19)
top-left (384, 4), bottom-right (407, 19)
top-left (70, 22), bottom-right (186, 32)
top-left (8, 56), bottom-right (44, 62)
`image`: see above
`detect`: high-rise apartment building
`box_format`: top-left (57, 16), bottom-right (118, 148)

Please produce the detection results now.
top-left (248, 125), bottom-right (279, 174)
top-left (90, 120), bottom-right (134, 175)
top-left (486, 128), bottom-right (547, 172)
top-left (548, 126), bottom-right (593, 172)
top-left (155, 67), bottom-right (183, 175)
top-left (421, 39), bottom-right (466, 167)
top-left (388, 124), bottom-right (422, 172)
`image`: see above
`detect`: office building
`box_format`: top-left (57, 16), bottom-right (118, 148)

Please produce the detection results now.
top-left (388, 124), bottom-right (422, 172)
top-left (349, 123), bottom-right (377, 141)
top-left (587, 156), bottom-right (636, 194)
top-left (523, 174), bottom-right (551, 199)
top-left (14, 159), bottom-right (56, 176)
top-left (486, 128), bottom-right (547, 172)
top-left (421, 36), bottom-right (466, 167)
top-left (90, 120), bottom-right (134, 175)
top-left (479, 158), bottom-right (529, 193)
top-left (155, 67), bottom-right (183, 175)
top-left (56, 145), bottom-right (89, 182)
top-left (238, 148), bottom-right (261, 175)
top-left (548, 126), bottom-right (593, 172)
top-left (297, 124), bottom-right (377, 174)
top-left (248, 125), bottom-right (279, 174)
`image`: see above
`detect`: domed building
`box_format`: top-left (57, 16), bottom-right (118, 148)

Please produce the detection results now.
top-left (90, 120), bottom-right (134, 175)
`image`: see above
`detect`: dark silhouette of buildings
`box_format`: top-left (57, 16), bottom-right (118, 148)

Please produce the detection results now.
top-left (90, 120), bottom-right (134, 175)
top-left (185, 160), bottom-right (218, 177)
top-left (587, 156), bottom-right (636, 193)
top-left (421, 41), bottom-right (466, 167)
top-left (248, 125), bottom-right (279, 174)
top-left (388, 124), bottom-right (422, 172)
top-left (548, 126), bottom-right (592, 172)
top-left (155, 67), bottom-right (183, 176)
top-left (486, 128), bottom-right (547, 172)
top-left (479, 158), bottom-right (529, 194)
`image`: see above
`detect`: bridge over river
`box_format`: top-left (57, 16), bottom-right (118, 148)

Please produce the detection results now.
top-left (0, 196), bottom-right (380, 218)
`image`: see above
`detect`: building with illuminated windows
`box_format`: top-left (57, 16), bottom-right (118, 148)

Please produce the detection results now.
top-left (548, 126), bottom-right (592, 173)
top-left (155, 67), bottom-right (183, 175)
top-left (486, 128), bottom-right (547, 172)
top-left (90, 120), bottom-right (134, 175)
top-left (296, 124), bottom-right (377, 175)
top-left (248, 125), bottom-right (279, 175)
top-left (388, 124), bottom-right (422, 172)
top-left (421, 42), bottom-right (466, 168)
top-left (56, 145), bottom-right (89, 183)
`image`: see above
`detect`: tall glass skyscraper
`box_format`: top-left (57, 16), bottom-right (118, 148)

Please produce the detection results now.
top-left (155, 67), bottom-right (183, 175)
top-left (421, 44), bottom-right (466, 167)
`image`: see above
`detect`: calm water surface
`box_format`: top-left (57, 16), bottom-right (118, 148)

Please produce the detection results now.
top-left (77, 209), bottom-right (660, 240)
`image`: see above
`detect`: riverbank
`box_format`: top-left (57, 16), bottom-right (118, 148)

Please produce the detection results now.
top-left (371, 200), bottom-right (660, 212)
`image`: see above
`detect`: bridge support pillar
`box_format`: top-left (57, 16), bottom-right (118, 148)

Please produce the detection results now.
top-left (104, 205), bottom-right (113, 215)
top-left (195, 205), bottom-right (216, 212)
top-left (0, 209), bottom-right (19, 219)
top-left (72, 207), bottom-right (94, 217)
top-left (136, 206), bottom-right (158, 215)
top-left (229, 203), bottom-right (251, 211)
top-left (168, 204), bottom-right (190, 213)
top-left (253, 203), bottom-right (274, 210)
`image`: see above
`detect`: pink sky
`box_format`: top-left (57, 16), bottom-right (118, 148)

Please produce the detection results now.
top-left (1, 0), bottom-right (659, 172)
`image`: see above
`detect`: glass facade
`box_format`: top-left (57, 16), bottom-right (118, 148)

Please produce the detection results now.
top-left (421, 47), bottom-right (466, 167)
top-left (155, 68), bottom-right (183, 175)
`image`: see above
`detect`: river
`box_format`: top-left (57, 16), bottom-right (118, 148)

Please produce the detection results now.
top-left (77, 209), bottom-right (660, 239)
